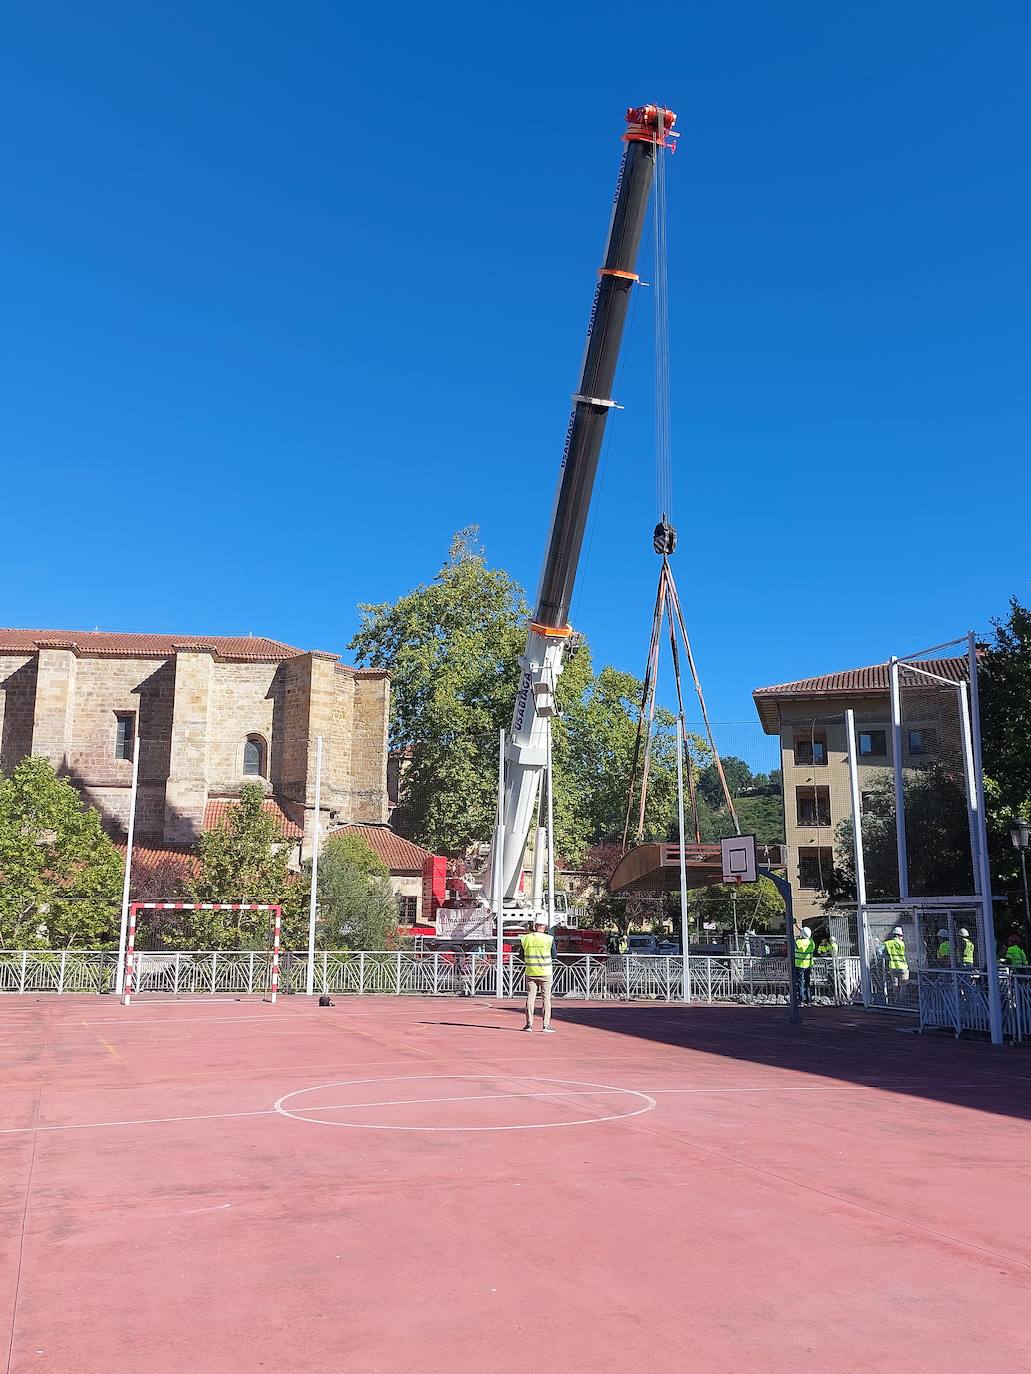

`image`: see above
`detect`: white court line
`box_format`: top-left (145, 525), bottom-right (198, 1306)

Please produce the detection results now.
top-left (0, 1077), bottom-right (1009, 1139)
top-left (299, 1088), bottom-right (632, 1113)
top-left (0, 1107), bottom-right (277, 1136)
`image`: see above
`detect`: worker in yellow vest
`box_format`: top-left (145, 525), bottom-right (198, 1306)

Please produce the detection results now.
top-left (817, 933), bottom-right (838, 959)
top-left (958, 927), bottom-right (975, 967)
top-left (519, 917), bottom-right (555, 1034)
top-left (794, 926), bottom-right (816, 1005)
top-left (936, 928), bottom-right (953, 966)
top-left (1003, 933), bottom-right (1028, 967)
top-left (882, 926), bottom-right (909, 1002)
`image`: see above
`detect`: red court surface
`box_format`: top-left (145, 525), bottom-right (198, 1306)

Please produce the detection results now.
top-left (2, 996), bottom-right (1030, 1373)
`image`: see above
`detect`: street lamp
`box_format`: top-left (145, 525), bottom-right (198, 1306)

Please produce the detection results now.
top-left (1009, 819), bottom-right (1031, 928)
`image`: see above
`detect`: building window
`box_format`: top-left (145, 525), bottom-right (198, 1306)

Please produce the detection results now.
top-left (793, 733), bottom-right (827, 766)
top-left (398, 896), bottom-right (418, 923)
top-left (796, 786), bottom-right (831, 827)
top-left (114, 713), bottom-right (135, 761)
top-left (243, 735), bottom-right (267, 778)
top-left (907, 727), bottom-right (937, 757)
top-left (858, 729), bottom-right (887, 757)
top-left (798, 848), bottom-right (833, 890)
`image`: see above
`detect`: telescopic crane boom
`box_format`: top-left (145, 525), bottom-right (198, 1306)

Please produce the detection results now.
top-left (489, 104), bottom-right (676, 913)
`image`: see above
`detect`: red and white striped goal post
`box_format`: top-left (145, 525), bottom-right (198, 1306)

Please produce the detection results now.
top-left (122, 902), bottom-right (283, 1007)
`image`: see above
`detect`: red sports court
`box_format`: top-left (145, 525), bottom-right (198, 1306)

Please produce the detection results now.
top-left (2, 996), bottom-right (1029, 1373)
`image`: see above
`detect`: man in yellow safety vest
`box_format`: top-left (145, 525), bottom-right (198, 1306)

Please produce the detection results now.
top-left (883, 926), bottom-right (909, 1002)
top-left (817, 933), bottom-right (838, 959)
top-left (519, 917), bottom-right (555, 1034)
top-left (936, 928), bottom-right (952, 966)
top-left (794, 926), bottom-right (816, 1005)
top-left (958, 927), bottom-right (975, 967)
top-left (1003, 933), bottom-right (1027, 967)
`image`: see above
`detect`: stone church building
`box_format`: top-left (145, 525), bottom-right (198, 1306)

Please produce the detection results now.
top-left (0, 629), bottom-right (389, 855)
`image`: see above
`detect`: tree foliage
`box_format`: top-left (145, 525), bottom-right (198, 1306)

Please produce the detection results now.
top-left (305, 832), bottom-right (399, 950)
top-left (349, 528), bottom-right (529, 855)
top-left (979, 596), bottom-right (1031, 903)
top-left (185, 783), bottom-right (298, 948)
top-left (689, 877), bottom-right (785, 935)
top-left (826, 768), bottom-right (974, 906)
top-left (0, 757), bottom-right (124, 948)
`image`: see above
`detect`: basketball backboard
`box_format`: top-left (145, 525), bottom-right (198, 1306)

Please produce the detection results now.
top-left (721, 833), bottom-right (757, 884)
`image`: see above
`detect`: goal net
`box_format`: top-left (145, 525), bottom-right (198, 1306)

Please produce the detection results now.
top-left (121, 902), bottom-right (282, 1004)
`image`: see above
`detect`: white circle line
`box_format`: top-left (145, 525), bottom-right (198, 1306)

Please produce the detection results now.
top-left (273, 1074), bottom-right (657, 1133)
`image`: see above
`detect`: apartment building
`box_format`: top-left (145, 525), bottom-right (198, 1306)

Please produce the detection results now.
top-left (752, 657), bottom-right (970, 928)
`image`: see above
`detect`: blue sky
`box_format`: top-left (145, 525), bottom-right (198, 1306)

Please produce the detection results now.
top-left (3, 2), bottom-right (1028, 747)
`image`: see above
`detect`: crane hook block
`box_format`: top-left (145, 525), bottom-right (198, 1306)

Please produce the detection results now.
top-left (653, 518), bottom-right (677, 556)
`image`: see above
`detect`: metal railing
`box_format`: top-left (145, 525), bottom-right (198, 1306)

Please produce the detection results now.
top-left (918, 967), bottom-right (1031, 1040)
top-left (0, 950), bottom-right (863, 1007)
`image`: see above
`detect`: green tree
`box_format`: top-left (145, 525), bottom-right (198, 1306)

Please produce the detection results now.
top-left (826, 768), bottom-right (974, 906)
top-left (349, 528), bottom-right (528, 855)
top-left (307, 833), bottom-right (400, 950)
top-left (185, 783), bottom-right (298, 948)
top-left (561, 664), bottom-right (686, 850)
top-left (689, 877), bottom-right (785, 936)
top-left (979, 596), bottom-right (1031, 902)
top-left (0, 756), bottom-right (123, 948)
top-left (697, 755), bottom-right (753, 809)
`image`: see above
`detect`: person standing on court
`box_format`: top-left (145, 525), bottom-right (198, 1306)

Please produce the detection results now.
top-left (1003, 933), bottom-right (1028, 967)
top-left (520, 917), bottom-right (555, 1033)
top-left (883, 926), bottom-right (909, 1002)
top-left (794, 926), bottom-right (816, 1005)
top-left (958, 927), bottom-right (975, 968)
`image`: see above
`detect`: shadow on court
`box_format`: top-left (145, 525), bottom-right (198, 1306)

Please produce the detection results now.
top-left (533, 1000), bottom-right (1031, 1124)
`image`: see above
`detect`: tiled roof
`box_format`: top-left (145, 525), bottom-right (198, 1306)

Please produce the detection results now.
top-left (114, 841), bottom-right (201, 880)
top-left (0, 629), bottom-right (307, 661)
top-left (331, 823), bottom-right (437, 873)
top-left (205, 799), bottom-right (304, 840)
top-left (753, 656), bottom-right (969, 698)
top-left (752, 655), bottom-right (971, 733)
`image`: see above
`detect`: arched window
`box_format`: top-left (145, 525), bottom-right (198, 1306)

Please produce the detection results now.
top-left (243, 735), bottom-right (267, 778)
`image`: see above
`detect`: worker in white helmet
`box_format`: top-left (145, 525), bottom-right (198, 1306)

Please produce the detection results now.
top-left (519, 916), bottom-right (555, 1033)
top-left (958, 927), bottom-right (975, 968)
top-left (793, 925), bottom-right (816, 1006)
top-left (882, 926), bottom-right (909, 1002)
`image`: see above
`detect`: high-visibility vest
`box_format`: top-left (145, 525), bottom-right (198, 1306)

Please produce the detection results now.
top-left (519, 932), bottom-right (554, 977)
top-left (960, 939), bottom-right (974, 966)
top-left (794, 937), bottom-right (815, 968)
top-left (884, 937), bottom-right (908, 971)
top-left (817, 939), bottom-right (837, 957)
top-left (937, 939), bottom-right (952, 963)
top-left (1006, 944), bottom-right (1028, 967)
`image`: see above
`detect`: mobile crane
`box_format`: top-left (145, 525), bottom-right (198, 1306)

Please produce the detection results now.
top-left (450, 104), bottom-right (677, 938)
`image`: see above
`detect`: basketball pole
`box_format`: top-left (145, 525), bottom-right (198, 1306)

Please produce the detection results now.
top-left (675, 714), bottom-right (691, 1003)
top-left (306, 735), bottom-right (323, 998)
top-left (115, 731), bottom-right (141, 996)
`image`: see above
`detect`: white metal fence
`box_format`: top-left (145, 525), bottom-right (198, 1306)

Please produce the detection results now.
top-left (0, 949), bottom-right (863, 1007)
top-left (918, 968), bottom-right (1031, 1040)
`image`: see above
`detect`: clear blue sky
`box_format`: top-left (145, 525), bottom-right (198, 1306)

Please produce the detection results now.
top-left (3, 2), bottom-right (1029, 740)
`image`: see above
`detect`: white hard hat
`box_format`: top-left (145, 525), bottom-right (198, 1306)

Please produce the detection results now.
top-left (959, 927), bottom-right (969, 937)
top-left (801, 926), bottom-right (812, 937)
top-left (534, 915), bottom-right (548, 927)
top-left (938, 929), bottom-right (949, 938)
top-left (892, 927), bottom-right (904, 936)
